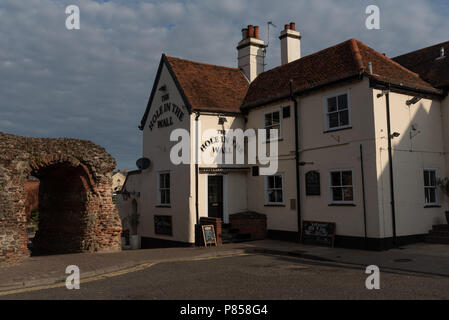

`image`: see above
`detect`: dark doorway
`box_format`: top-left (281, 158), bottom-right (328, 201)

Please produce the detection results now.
top-left (208, 175), bottom-right (223, 219)
top-left (30, 162), bottom-right (90, 255)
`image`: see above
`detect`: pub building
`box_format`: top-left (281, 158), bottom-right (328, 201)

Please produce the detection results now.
top-left (118, 23), bottom-right (449, 250)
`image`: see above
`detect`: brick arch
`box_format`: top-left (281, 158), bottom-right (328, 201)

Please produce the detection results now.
top-left (0, 132), bottom-right (122, 264)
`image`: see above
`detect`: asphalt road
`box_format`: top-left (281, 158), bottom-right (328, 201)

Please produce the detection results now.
top-left (2, 253), bottom-right (449, 300)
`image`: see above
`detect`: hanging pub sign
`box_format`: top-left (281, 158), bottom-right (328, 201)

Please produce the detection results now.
top-left (305, 171), bottom-right (320, 196)
top-left (148, 102), bottom-right (185, 131)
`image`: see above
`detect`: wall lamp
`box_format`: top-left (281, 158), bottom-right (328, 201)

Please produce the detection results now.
top-left (406, 96), bottom-right (422, 106)
top-left (377, 90), bottom-right (390, 98)
top-left (218, 117), bottom-right (227, 125)
top-left (390, 132), bottom-right (400, 139)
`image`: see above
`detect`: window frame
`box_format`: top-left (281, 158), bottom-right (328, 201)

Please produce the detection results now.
top-left (157, 171), bottom-right (171, 206)
top-left (264, 173), bottom-right (284, 205)
top-left (423, 168), bottom-right (439, 206)
top-left (263, 109), bottom-right (282, 142)
top-left (328, 168), bottom-right (355, 205)
top-left (323, 90), bottom-right (352, 132)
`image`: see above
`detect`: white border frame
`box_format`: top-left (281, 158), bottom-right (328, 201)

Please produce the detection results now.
top-left (423, 168), bottom-right (439, 206)
top-left (328, 168), bottom-right (355, 205)
top-left (322, 89), bottom-right (352, 132)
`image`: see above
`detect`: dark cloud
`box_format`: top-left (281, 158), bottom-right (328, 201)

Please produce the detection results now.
top-left (0, 0), bottom-right (447, 170)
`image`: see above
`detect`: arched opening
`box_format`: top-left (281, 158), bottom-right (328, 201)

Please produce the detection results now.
top-left (29, 162), bottom-right (93, 255)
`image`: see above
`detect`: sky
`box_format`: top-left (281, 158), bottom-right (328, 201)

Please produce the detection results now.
top-left (1, 0), bottom-right (448, 170)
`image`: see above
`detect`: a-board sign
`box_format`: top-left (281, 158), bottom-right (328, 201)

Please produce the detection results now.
top-left (301, 221), bottom-right (336, 247)
top-left (202, 225), bottom-right (217, 247)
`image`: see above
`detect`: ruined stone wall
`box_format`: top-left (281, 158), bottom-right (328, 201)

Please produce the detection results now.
top-left (0, 132), bottom-right (122, 264)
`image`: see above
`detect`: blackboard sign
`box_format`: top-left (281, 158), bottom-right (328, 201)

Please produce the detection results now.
top-left (305, 171), bottom-right (320, 196)
top-left (202, 225), bottom-right (217, 247)
top-left (301, 220), bottom-right (336, 247)
top-left (154, 215), bottom-right (172, 236)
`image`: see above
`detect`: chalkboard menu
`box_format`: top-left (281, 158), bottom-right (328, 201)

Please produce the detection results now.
top-left (202, 225), bottom-right (217, 247)
top-left (305, 171), bottom-right (320, 196)
top-left (301, 220), bottom-right (336, 247)
top-left (154, 215), bottom-right (172, 235)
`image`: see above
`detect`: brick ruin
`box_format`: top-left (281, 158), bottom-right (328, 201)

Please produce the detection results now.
top-left (0, 132), bottom-right (122, 264)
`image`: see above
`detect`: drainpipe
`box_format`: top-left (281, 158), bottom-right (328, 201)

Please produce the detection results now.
top-left (359, 144), bottom-right (368, 249)
top-left (195, 112), bottom-right (200, 225)
top-left (384, 85), bottom-right (398, 247)
top-left (290, 80), bottom-right (302, 240)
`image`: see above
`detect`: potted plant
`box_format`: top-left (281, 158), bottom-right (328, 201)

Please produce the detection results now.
top-left (437, 177), bottom-right (449, 224)
top-left (127, 211), bottom-right (140, 249)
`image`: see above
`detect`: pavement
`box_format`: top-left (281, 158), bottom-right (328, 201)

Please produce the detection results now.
top-left (0, 239), bottom-right (448, 293)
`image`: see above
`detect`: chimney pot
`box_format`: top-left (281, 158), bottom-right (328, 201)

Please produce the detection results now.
top-left (254, 26), bottom-right (259, 39)
top-left (248, 25), bottom-right (254, 38)
top-left (289, 22), bottom-right (295, 30)
top-left (242, 28), bottom-right (248, 40)
top-left (284, 24), bottom-right (290, 30)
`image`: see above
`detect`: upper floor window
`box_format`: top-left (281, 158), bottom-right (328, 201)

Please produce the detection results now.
top-left (264, 110), bottom-right (281, 141)
top-left (423, 169), bottom-right (438, 205)
top-left (158, 171), bottom-right (170, 206)
top-left (324, 92), bottom-right (351, 131)
top-left (265, 174), bottom-right (283, 205)
top-left (329, 169), bottom-right (354, 204)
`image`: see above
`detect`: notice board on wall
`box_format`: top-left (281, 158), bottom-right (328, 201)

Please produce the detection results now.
top-left (301, 221), bottom-right (336, 247)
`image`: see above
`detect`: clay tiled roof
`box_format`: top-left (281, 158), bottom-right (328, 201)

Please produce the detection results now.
top-left (393, 41), bottom-right (449, 89)
top-left (165, 56), bottom-right (249, 113)
top-left (242, 39), bottom-right (441, 109)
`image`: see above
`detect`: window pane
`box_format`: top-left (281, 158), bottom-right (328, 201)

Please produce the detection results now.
top-left (423, 171), bottom-right (429, 186)
top-left (165, 190), bottom-right (170, 204)
top-left (274, 175), bottom-right (282, 188)
top-left (331, 172), bottom-right (341, 187)
top-left (429, 171), bottom-right (436, 187)
top-left (161, 190), bottom-right (166, 204)
top-left (328, 113), bottom-right (339, 128)
top-left (339, 110), bottom-right (349, 126)
top-left (338, 94), bottom-right (348, 110)
top-left (268, 190), bottom-right (275, 203)
top-left (342, 171), bottom-right (352, 186)
top-left (267, 176), bottom-right (274, 189)
top-left (265, 113), bottom-right (272, 127)
top-left (272, 111), bottom-right (280, 124)
top-left (327, 97), bottom-right (337, 112)
top-left (343, 187), bottom-right (353, 201)
top-left (275, 190), bottom-right (283, 203)
top-left (332, 187), bottom-right (343, 201)
top-left (165, 174), bottom-right (170, 188)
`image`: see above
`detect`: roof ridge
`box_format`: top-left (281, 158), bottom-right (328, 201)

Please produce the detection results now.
top-left (165, 55), bottom-right (241, 71)
top-left (349, 38), bottom-right (365, 73)
top-left (394, 40), bottom-right (449, 60)
top-left (356, 40), bottom-right (422, 79)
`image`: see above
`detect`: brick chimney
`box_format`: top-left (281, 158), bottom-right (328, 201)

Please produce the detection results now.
top-left (237, 25), bottom-right (265, 82)
top-left (279, 22), bottom-right (301, 65)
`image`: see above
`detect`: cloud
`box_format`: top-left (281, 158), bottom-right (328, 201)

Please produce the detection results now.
top-left (0, 0), bottom-right (447, 170)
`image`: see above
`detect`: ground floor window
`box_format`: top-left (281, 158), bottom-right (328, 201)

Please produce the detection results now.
top-left (265, 174), bottom-right (283, 205)
top-left (329, 169), bottom-right (354, 204)
top-left (423, 169), bottom-right (438, 205)
top-left (157, 171), bottom-right (170, 206)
